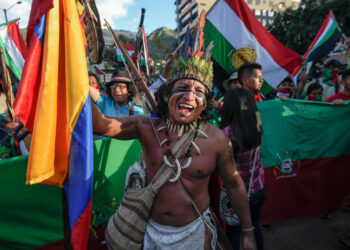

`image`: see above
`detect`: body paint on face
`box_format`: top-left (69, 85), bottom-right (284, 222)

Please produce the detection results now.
top-left (169, 89), bottom-right (206, 105)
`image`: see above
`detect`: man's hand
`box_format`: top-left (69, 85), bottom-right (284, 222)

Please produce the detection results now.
top-left (280, 95), bottom-right (288, 101)
top-left (332, 99), bottom-right (344, 105)
top-left (240, 231), bottom-right (257, 250)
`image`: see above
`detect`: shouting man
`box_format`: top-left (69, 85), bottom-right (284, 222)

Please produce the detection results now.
top-left (92, 55), bottom-right (256, 249)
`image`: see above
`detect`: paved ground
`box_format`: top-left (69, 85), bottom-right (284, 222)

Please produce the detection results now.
top-left (263, 208), bottom-right (350, 250)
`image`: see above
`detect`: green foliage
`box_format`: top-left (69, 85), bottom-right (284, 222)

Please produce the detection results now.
top-left (118, 34), bottom-right (136, 47)
top-left (267, 0), bottom-right (350, 54)
top-left (103, 45), bottom-right (118, 69)
top-left (148, 27), bottom-right (177, 60)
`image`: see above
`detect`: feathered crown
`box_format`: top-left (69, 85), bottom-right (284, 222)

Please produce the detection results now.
top-left (168, 11), bottom-right (214, 91)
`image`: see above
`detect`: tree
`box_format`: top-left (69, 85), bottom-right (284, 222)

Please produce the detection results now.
top-left (267, 0), bottom-right (350, 54)
top-left (103, 45), bottom-right (118, 69)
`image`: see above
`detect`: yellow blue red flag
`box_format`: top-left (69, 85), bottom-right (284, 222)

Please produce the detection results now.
top-left (13, 0), bottom-right (93, 248)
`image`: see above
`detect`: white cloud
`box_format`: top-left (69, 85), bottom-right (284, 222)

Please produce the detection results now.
top-left (0, 0), bottom-right (31, 28)
top-left (95, 0), bottom-right (135, 26)
top-left (0, 0), bottom-right (135, 29)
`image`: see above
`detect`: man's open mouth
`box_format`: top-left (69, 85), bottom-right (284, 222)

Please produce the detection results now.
top-left (178, 103), bottom-right (194, 113)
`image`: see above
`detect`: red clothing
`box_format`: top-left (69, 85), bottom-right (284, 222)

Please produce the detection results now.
top-left (325, 92), bottom-right (350, 102)
top-left (254, 92), bottom-right (263, 102)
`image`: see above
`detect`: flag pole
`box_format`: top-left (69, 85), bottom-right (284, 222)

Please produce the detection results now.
top-left (104, 19), bottom-right (157, 110)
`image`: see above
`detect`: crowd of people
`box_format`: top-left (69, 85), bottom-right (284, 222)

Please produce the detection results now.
top-left (0, 26), bottom-right (349, 250)
top-left (85, 36), bottom-right (350, 249)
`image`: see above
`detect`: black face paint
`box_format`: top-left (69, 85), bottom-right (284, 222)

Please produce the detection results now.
top-left (169, 89), bottom-right (206, 105)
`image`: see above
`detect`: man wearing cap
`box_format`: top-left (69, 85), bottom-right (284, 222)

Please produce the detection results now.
top-left (90, 70), bottom-right (144, 117)
top-left (92, 52), bottom-right (256, 248)
top-left (223, 72), bottom-right (241, 90)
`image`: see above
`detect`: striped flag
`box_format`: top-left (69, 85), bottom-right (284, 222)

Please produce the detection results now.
top-left (204, 0), bottom-right (300, 93)
top-left (13, 0), bottom-right (93, 249)
top-left (292, 10), bottom-right (343, 82)
top-left (94, 65), bottom-right (104, 75)
top-left (0, 20), bottom-right (26, 85)
top-left (116, 43), bottom-right (147, 66)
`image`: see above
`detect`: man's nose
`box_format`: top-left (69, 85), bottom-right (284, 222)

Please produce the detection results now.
top-left (183, 90), bottom-right (195, 100)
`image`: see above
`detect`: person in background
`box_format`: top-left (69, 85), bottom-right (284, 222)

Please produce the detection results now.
top-left (90, 70), bottom-right (144, 118)
top-left (321, 59), bottom-right (340, 100)
top-left (238, 63), bottom-right (264, 102)
top-left (325, 69), bottom-right (350, 104)
top-left (275, 76), bottom-right (296, 100)
top-left (296, 59), bottom-right (323, 99)
top-left (89, 71), bottom-right (107, 96)
top-left (223, 72), bottom-right (241, 90)
top-left (306, 82), bottom-right (323, 101)
top-left (220, 88), bottom-right (266, 250)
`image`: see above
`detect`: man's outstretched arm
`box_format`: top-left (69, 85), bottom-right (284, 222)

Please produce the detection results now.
top-left (216, 132), bottom-right (256, 250)
top-left (91, 102), bottom-right (143, 140)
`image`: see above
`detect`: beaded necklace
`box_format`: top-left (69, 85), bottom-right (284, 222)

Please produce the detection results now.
top-left (163, 122), bottom-right (199, 163)
top-left (157, 120), bottom-right (208, 182)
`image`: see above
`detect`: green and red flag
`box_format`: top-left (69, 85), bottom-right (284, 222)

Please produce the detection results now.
top-left (0, 19), bottom-right (26, 84)
top-left (204, 0), bottom-right (300, 94)
top-left (258, 99), bottom-right (350, 224)
top-left (292, 10), bottom-right (344, 83)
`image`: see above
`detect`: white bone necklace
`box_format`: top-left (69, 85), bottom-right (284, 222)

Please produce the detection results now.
top-left (157, 120), bottom-right (208, 182)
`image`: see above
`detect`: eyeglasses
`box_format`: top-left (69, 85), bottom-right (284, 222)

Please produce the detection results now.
top-left (110, 84), bottom-right (127, 90)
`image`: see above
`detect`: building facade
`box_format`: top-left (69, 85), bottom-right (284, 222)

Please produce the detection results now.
top-left (174, 0), bottom-right (217, 42)
top-left (245, 0), bottom-right (300, 26)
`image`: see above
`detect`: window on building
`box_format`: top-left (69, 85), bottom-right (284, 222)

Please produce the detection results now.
top-left (269, 1), bottom-right (273, 7)
top-left (248, 0), bottom-right (253, 4)
top-left (255, 9), bottom-right (261, 15)
top-left (263, 0), bottom-right (266, 5)
top-left (262, 19), bottom-right (267, 26)
top-left (256, 0), bottom-right (261, 5)
top-left (200, 3), bottom-right (206, 6)
top-left (269, 11), bottom-right (274, 17)
top-left (262, 10), bottom-right (266, 16)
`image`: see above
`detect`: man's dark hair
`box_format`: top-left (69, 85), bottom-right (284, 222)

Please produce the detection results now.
top-left (306, 82), bottom-right (323, 96)
top-left (341, 69), bottom-right (350, 81)
top-left (154, 81), bottom-right (213, 122)
top-left (238, 63), bottom-right (262, 85)
top-left (220, 88), bottom-right (262, 152)
top-left (106, 70), bottom-right (135, 102)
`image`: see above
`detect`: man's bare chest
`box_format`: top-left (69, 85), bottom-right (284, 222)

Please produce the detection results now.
top-left (140, 131), bottom-right (217, 181)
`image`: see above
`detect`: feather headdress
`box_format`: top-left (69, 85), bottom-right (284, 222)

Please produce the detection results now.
top-left (168, 11), bottom-right (213, 91)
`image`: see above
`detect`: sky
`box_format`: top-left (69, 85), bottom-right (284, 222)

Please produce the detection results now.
top-left (0, 0), bottom-right (177, 34)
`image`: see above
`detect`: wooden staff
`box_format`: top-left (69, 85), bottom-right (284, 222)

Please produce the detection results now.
top-left (104, 19), bottom-right (157, 110)
top-left (0, 47), bottom-right (14, 121)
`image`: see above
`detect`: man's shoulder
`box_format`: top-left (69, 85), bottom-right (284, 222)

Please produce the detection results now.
top-left (203, 122), bottom-right (227, 142)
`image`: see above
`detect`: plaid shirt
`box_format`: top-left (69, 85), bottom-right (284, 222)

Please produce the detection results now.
top-left (224, 126), bottom-right (265, 194)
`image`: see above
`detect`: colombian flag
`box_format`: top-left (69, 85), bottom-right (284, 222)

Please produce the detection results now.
top-left (13, 0), bottom-right (93, 249)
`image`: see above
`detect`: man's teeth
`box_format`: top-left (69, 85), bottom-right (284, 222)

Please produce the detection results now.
top-left (179, 104), bottom-right (194, 110)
